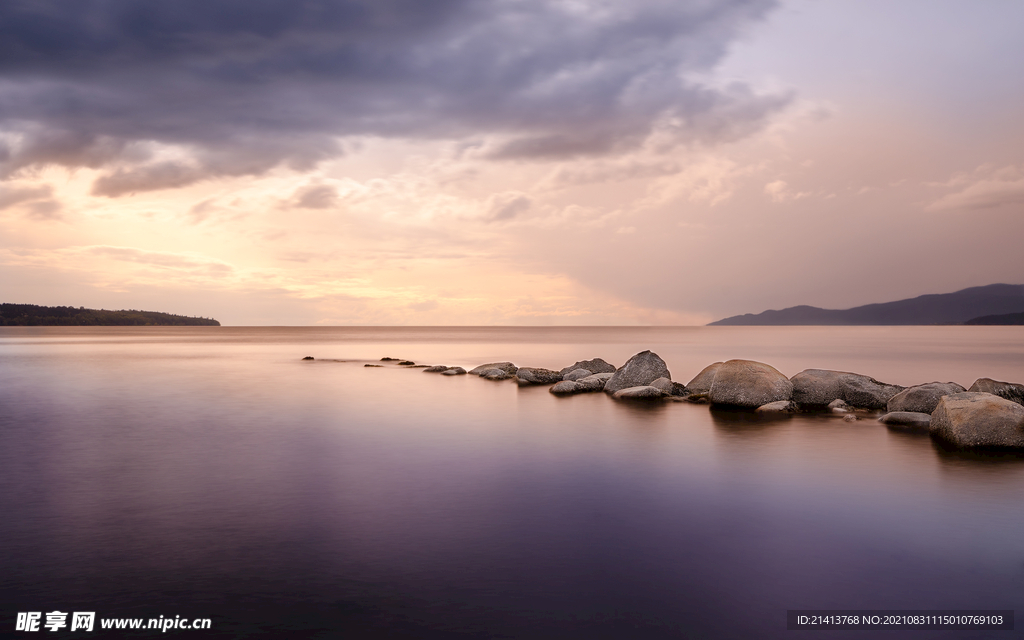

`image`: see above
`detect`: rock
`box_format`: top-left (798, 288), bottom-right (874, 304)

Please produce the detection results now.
top-left (482, 369), bottom-right (514, 380)
top-left (968, 378), bottom-right (1024, 406)
top-left (887, 382), bottom-right (967, 414)
top-left (302, 356), bottom-right (314, 360)
top-left (755, 400), bottom-right (798, 413)
top-left (843, 414), bottom-right (858, 422)
top-left (878, 411), bottom-right (931, 429)
top-left (604, 351), bottom-right (671, 394)
top-left (563, 368), bottom-right (593, 381)
top-left (515, 367), bottom-right (563, 386)
top-left (686, 363), bottom-right (722, 394)
top-left (930, 392), bottom-right (1024, 448)
top-left (650, 377), bottom-right (689, 397)
top-left (423, 365), bottom-right (450, 373)
top-left (364, 364), bottom-right (383, 367)
top-left (790, 369), bottom-right (903, 409)
top-left (828, 399), bottom-right (853, 414)
top-left (613, 385), bottom-right (666, 400)
top-left (685, 393), bottom-right (710, 404)
top-left (469, 362), bottom-right (518, 376)
top-left (559, 358), bottom-right (617, 376)
top-left (441, 367), bottom-right (467, 376)
top-left (708, 359), bottom-right (793, 408)
top-left (575, 374), bottom-right (612, 392)
top-left (398, 360), bottom-right (415, 366)
top-left (380, 357), bottom-right (399, 361)
top-left (550, 381), bottom-right (580, 395)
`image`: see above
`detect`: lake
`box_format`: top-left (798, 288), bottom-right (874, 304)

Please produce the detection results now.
top-left (1, 326), bottom-right (1022, 638)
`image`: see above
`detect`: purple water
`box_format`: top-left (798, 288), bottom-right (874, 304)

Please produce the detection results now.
top-left (2, 326), bottom-right (1022, 638)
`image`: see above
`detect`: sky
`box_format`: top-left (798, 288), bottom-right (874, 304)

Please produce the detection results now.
top-left (1, 0), bottom-right (1022, 325)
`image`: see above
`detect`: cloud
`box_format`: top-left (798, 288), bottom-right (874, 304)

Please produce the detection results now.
top-left (926, 165), bottom-right (1024, 211)
top-left (0, 183), bottom-right (62, 218)
top-left (0, 0), bottom-right (785, 193)
top-left (77, 245), bottom-right (235, 275)
top-left (487, 192), bottom-right (532, 222)
top-left (291, 184), bottom-right (340, 209)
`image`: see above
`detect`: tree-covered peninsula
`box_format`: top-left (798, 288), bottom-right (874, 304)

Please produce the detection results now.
top-left (0, 304), bottom-right (220, 326)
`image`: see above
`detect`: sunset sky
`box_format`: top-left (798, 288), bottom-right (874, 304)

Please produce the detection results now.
top-left (1, 0), bottom-right (1022, 325)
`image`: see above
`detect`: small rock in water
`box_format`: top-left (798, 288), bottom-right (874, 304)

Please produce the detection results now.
top-left (650, 377), bottom-right (689, 397)
top-left (380, 357), bottom-right (399, 361)
top-left (469, 362), bottom-right (518, 376)
top-left (755, 400), bottom-right (798, 413)
top-left (574, 374), bottom-right (611, 392)
top-left (482, 369), bottom-right (514, 380)
top-left (302, 356), bottom-right (314, 360)
top-left (423, 365), bottom-right (449, 373)
top-left (843, 414), bottom-right (858, 422)
top-left (364, 364), bottom-right (383, 367)
top-left (613, 385), bottom-right (666, 400)
top-left (790, 369), bottom-right (903, 409)
top-left (878, 411), bottom-right (931, 429)
top-left (398, 360), bottom-right (415, 365)
top-left (441, 367), bottom-right (467, 376)
top-left (887, 382), bottom-right (967, 414)
top-left (550, 381), bottom-right (580, 395)
top-left (559, 358), bottom-right (617, 376)
top-left (828, 399), bottom-right (853, 414)
top-left (515, 367), bottom-right (563, 386)
top-left (563, 368), bottom-right (593, 381)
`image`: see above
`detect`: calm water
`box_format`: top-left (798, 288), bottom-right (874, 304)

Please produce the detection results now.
top-left (1, 326), bottom-right (1023, 639)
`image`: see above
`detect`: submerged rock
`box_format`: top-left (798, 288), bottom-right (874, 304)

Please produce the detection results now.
top-left (423, 365), bottom-right (450, 373)
top-left (879, 411), bottom-right (931, 429)
top-left (302, 356), bottom-right (314, 361)
top-left (887, 382), bottom-right (966, 414)
top-left (482, 369), bottom-right (515, 380)
top-left (364, 364), bottom-right (383, 367)
top-left (469, 362), bottom-right (518, 376)
top-left (515, 367), bottom-right (563, 386)
top-left (708, 359), bottom-right (793, 408)
top-left (398, 360), bottom-right (415, 366)
top-left (380, 357), bottom-right (399, 361)
top-left (686, 363), bottom-right (722, 394)
top-left (650, 377), bottom-right (689, 397)
top-left (930, 392), bottom-right (1024, 448)
top-left (613, 385), bottom-right (665, 400)
top-left (550, 381), bottom-right (580, 395)
top-left (790, 369), bottom-right (902, 409)
top-left (828, 399), bottom-right (853, 414)
top-left (563, 368), bottom-right (593, 381)
top-left (968, 378), bottom-right (1024, 406)
top-left (604, 351), bottom-right (671, 394)
top-left (559, 358), bottom-right (617, 376)
top-left (755, 400), bottom-right (798, 413)
top-left (441, 367), bottom-right (467, 376)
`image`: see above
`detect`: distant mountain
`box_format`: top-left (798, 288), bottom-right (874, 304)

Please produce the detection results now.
top-left (709, 284), bottom-right (1024, 326)
top-left (964, 311), bottom-right (1024, 325)
top-left (0, 304), bottom-right (220, 326)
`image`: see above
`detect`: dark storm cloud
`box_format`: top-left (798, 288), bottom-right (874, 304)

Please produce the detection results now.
top-left (0, 0), bottom-right (783, 193)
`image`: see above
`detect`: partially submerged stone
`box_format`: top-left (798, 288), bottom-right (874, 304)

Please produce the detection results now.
top-left (559, 358), bottom-right (617, 376)
top-left (613, 385), bottom-right (665, 400)
top-left (650, 377), bottom-right (689, 397)
top-left (686, 363), bottom-right (722, 394)
top-left (441, 367), bottom-right (467, 376)
top-left (482, 369), bottom-right (514, 380)
top-left (604, 351), bottom-right (671, 394)
top-left (515, 367), bottom-right (563, 386)
top-left (755, 400), bottom-right (798, 413)
top-left (575, 373), bottom-right (612, 392)
top-left (398, 360), bottom-right (415, 366)
top-left (423, 365), bottom-right (450, 373)
top-left (563, 368), bottom-right (593, 381)
top-left (828, 399), bottom-right (853, 414)
top-left (302, 356), bottom-right (314, 360)
top-left (469, 362), bottom-right (518, 376)
top-left (550, 381), bottom-right (580, 395)
top-left (887, 382), bottom-right (966, 414)
top-left (708, 359), bottom-right (793, 408)
top-left (930, 392), bottom-right (1024, 448)
top-left (790, 369), bottom-right (902, 409)
top-left (878, 411), bottom-right (931, 429)
top-left (968, 378), bottom-right (1024, 406)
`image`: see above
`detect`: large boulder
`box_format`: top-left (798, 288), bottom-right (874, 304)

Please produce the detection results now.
top-left (790, 369), bottom-right (903, 409)
top-left (469, 362), bottom-right (518, 376)
top-left (604, 350), bottom-right (671, 394)
top-left (686, 363), bottom-right (722, 394)
top-left (930, 392), bottom-right (1024, 448)
top-left (708, 359), bottom-right (793, 408)
top-left (878, 411), bottom-right (931, 429)
top-left (968, 378), bottom-right (1024, 406)
top-left (559, 358), bottom-right (617, 376)
top-left (613, 385), bottom-right (665, 400)
top-left (515, 367), bottom-right (564, 386)
top-left (888, 382), bottom-right (966, 414)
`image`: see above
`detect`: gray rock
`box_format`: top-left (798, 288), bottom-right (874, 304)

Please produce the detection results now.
top-left (878, 411), bottom-right (931, 429)
top-left (887, 382), bottom-right (967, 414)
top-left (755, 400), bottom-right (798, 413)
top-left (613, 385), bottom-right (666, 400)
top-left (441, 367), bottom-right (467, 376)
top-left (685, 393), bottom-right (710, 404)
top-left (515, 367), bottom-right (564, 386)
top-left (604, 351), bottom-right (671, 394)
top-left (302, 356), bottom-right (314, 360)
top-left (790, 369), bottom-right (903, 409)
top-left (650, 377), bottom-right (690, 397)
top-left (469, 362), bottom-right (518, 376)
top-left (482, 369), bottom-right (514, 380)
top-left (708, 359), bottom-right (793, 408)
top-left (575, 374), bottom-right (612, 392)
top-left (828, 399), bottom-right (853, 414)
top-left (686, 363), bottom-right (722, 394)
top-left (550, 381), bottom-right (580, 395)
top-left (559, 358), bottom-right (617, 376)
top-left (968, 378), bottom-right (1024, 406)
top-left (563, 368), bottom-right (593, 381)
top-left (843, 414), bottom-right (858, 422)
top-left (423, 365), bottom-right (450, 373)
top-left (930, 392), bottom-right (1024, 448)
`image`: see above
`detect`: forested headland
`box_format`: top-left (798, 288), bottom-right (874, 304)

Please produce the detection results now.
top-left (0, 304), bottom-right (220, 326)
